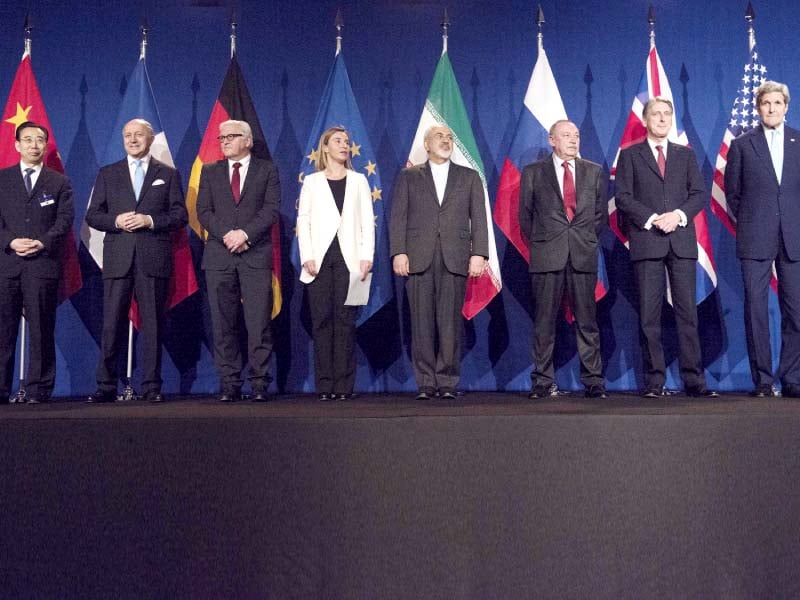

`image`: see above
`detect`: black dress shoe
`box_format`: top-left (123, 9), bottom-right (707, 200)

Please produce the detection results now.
top-left (87, 390), bottom-right (116, 403)
top-left (529, 383), bottom-right (556, 399)
top-left (27, 394), bottom-right (50, 404)
top-left (319, 393), bottom-right (333, 401)
top-left (335, 393), bottom-right (350, 401)
top-left (782, 384), bottom-right (800, 398)
top-left (416, 389), bottom-right (434, 400)
top-left (144, 391), bottom-right (165, 403)
top-left (749, 384), bottom-right (775, 397)
top-left (439, 389), bottom-right (456, 400)
top-left (251, 390), bottom-right (270, 402)
top-left (584, 384), bottom-right (608, 399)
top-left (642, 386), bottom-right (663, 398)
top-left (219, 391), bottom-right (241, 403)
top-left (685, 385), bottom-right (719, 398)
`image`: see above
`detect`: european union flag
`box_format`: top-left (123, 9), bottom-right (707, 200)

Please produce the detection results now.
top-left (293, 52), bottom-right (391, 327)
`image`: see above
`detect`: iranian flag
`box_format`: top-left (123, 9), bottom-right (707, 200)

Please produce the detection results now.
top-left (407, 51), bottom-right (502, 319)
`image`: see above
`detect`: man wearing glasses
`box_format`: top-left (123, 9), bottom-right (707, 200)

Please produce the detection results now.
top-left (86, 118), bottom-right (187, 403)
top-left (197, 120), bottom-right (280, 402)
top-left (0, 122), bottom-right (74, 404)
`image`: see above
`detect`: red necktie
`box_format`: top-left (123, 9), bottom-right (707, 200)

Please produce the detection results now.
top-left (231, 162), bottom-right (241, 204)
top-left (656, 145), bottom-right (666, 178)
top-left (562, 161), bottom-right (576, 222)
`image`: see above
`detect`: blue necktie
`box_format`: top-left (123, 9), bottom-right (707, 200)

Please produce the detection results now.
top-left (133, 159), bottom-right (145, 201)
top-left (24, 167), bottom-right (34, 195)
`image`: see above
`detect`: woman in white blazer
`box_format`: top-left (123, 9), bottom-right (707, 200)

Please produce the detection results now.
top-left (297, 126), bottom-right (374, 400)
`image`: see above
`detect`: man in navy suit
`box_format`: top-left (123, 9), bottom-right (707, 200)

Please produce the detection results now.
top-left (615, 97), bottom-right (716, 398)
top-left (518, 120), bottom-right (607, 399)
top-left (725, 80), bottom-right (800, 397)
top-left (197, 120), bottom-right (280, 403)
top-left (0, 122), bottom-right (74, 404)
top-left (85, 118), bottom-right (187, 403)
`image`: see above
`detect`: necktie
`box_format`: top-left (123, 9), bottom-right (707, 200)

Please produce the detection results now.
top-left (770, 129), bottom-right (783, 184)
top-left (231, 162), bottom-right (242, 204)
top-left (133, 159), bottom-right (144, 201)
top-left (656, 145), bottom-right (666, 178)
top-left (24, 167), bottom-right (34, 195)
top-left (562, 161), bottom-right (576, 222)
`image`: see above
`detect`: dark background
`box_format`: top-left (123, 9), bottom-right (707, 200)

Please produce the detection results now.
top-left (0, 0), bottom-right (795, 395)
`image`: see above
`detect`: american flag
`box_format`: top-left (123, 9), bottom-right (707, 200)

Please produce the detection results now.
top-left (709, 41), bottom-right (767, 235)
top-left (608, 45), bottom-right (717, 304)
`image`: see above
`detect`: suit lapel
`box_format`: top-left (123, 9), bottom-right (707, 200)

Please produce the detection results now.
top-left (750, 127), bottom-right (778, 182)
top-left (544, 157), bottom-right (564, 202)
top-left (138, 158), bottom-right (160, 200)
top-left (239, 157), bottom-right (259, 202)
top-left (784, 127), bottom-right (800, 183)
top-left (637, 143), bottom-right (662, 179)
top-left (421, 162), bottom-right (440, 206)
top-left (28, 165), bottom-right (48, 198)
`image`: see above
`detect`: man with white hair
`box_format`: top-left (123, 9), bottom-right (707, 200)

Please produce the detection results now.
top-left (390, 125), bottom-right (488, 400)
top-left (86, 118), bottom-right (187, 403)
top-left (197, 119), bottom-right (280, 403)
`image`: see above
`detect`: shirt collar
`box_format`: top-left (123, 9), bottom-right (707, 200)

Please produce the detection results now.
top-left (763, 122), bottom-right (785, 134)
top-left (552, 154), bottom-right (576, 171)
top-left (647, 138), bottom-right (668, 154)
top-left (128, 154), bottom-right (151, 167)
top-left (228, 154), bottom-right (251, 168)
top-left (20, 161), bottom-right (43, 174)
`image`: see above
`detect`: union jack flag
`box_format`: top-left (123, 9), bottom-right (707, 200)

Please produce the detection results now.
top-left (608, 46), bottom-right (717, 303)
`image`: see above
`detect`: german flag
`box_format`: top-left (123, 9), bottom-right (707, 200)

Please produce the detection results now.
top-left (0, 53), bottom-right (83, 302)
top-left (186, 56), bottom-right (282, 318)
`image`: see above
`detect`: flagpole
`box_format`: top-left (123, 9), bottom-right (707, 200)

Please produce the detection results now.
top-left (13, 15), bottom-right (35, 404)
top-left (335, 8), bottom-right (343, 56)
top-left (441, 8), bottom-right (449, 55)
top-left (120, 19), bottom-right (151, 403)
top-left (230, 10), bottom-right (237, 58)
top-left (536, 4), bottom-right (544, 53)
top-left (745, 2), bottom-right (756, 52)
top-left (648, 4), bottom-right (656, 49)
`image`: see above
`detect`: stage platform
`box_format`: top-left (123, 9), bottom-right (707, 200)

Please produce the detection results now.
top-left (3, 393), bottom-right (800, 599)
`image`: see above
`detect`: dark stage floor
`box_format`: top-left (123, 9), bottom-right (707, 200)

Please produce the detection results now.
top-left (3, 393), bottom-right (800, 599)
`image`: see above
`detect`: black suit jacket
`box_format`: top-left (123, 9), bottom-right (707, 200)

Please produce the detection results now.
top-left (614, 141), bottom-right (705, 261)
top-left (85, 157), bottom-right (187, 279)
top-left (389, 160), bottom-right (489, 276)
top-left (0, 164), bottom-right (74, 279)
top-left (196, 157), bottom-right (280, 271)
top-left (518, 155), bottom-right (607, 273)
top-left (725, 124), bottom-right (800, 261)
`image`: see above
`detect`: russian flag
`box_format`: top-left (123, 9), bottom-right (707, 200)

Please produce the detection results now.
top-left (608, 46), bottom-right (716, 303)
top-left (493, 41), bottom-right (608, 304)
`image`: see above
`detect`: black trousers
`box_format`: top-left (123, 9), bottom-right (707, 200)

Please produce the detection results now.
top-left (205, 261), bottom-right (273, 393)
top-left (307, 240), bottom-right (357, 395)
top-left (406, 240), bottom-right (466, 393)
top-left (633, 251), bottom-right (703, 389)
top-left (97, 262), bottom-right (168, 394)
top-left (531, 265), bottom-right (603, 388)
top-left (0, 272), bottom-right (58, 397)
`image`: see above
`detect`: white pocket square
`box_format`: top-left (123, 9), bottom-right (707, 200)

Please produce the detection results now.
top-left (152, 179), bottom-right (166, 186)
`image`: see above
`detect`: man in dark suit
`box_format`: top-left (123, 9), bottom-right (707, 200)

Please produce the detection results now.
top-left (0, 122), bottom-right (73, 404)
top-left (725, 80), bottom-right (800, 397)
top-left (519, 119), bottom-right (607, 399)
top-left (197, 119), bottom-right (280, 402)
top-left (86, 118), bottom-right (187, 403)
top-left (615, 97), bottom-right (716, 398)
top-left (390, 125), bottom-right (488, 400)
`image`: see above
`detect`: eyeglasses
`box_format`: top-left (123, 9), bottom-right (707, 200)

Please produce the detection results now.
top-left (217, 133), bottom-right (244, 142)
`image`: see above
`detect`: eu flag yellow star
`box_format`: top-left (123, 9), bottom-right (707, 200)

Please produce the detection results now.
top-left (298, 172), bottom-right (305, 183)
top-left (364, 160), bottom-right (377, 176)
top-left (4, 102), bottom-right (33, 130)
top-left (306, 147), bottom-right (319, 164)
top-left (350, 141), bottom-right (361, 157)
top-left (371, 185), bottom-right (382, 202)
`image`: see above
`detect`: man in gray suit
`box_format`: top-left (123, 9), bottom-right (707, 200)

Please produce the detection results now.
top-left (518, 120), bottom-right (607, 400)
top-left (390, 125), bottom-right (488, 400)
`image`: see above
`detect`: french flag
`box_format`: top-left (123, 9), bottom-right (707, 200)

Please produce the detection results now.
top-left (493, 40), bottom-right (608, 304)
top-left (608, 46), bottom-right (717, 303)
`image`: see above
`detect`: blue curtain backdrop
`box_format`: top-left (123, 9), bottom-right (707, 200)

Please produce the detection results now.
top-left (0, 0), bottom-right (795, 395)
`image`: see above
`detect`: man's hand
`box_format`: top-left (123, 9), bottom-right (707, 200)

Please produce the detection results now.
top-left (9, 238), bottom-right (43, 257)
top-left (115, 211), bottom-right (151, 231)
top-left (223, 229), bottom-right (249, 253)
top-left (468, 255), bottom-right (486, 278)
top-left (303, 260), bottom-right (318, 277)
top-left (652, 211), bottom-right (681, 234)
top-left (360, 260), bottom-right (373, 281)
top-left (393, 253), bottom-right (409, 277)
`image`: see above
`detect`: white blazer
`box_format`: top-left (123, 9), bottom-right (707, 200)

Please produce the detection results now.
top-left (296, 170), bottom-right (375, 298)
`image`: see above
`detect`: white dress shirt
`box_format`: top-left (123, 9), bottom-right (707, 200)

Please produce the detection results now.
top-left (552, 154), bottom-right (576, 198)
top-left (20, 161), bottom-right (43, 191)
top-left (228, 154), bottom-right (251, 195)
top-left (429, 159), bottom-right (450, 205)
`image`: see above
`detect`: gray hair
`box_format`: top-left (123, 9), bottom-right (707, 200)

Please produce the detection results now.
top-left (123, 118), bottom-right (154, 137)
top-left (755, 80), bottom-right (791, 106)
top-left (220, 119), bottom-right (253, 140)
top-left (642, 96), bottom-right (674, 119)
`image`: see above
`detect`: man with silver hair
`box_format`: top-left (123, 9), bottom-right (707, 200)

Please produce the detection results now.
top-left (197, 119), bottom-right (280, 402)
top-left (725, 80), bottom-right (800, 397)
top-left (86, 118), bottom-right (187, 403)
top-left (390, 124), bottom-right (488, 400)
